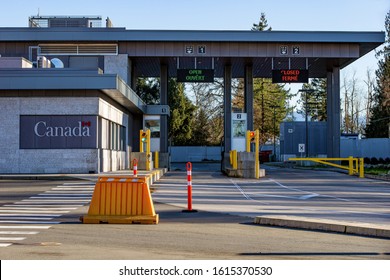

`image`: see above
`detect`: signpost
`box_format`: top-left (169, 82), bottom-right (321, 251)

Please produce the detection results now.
top-left (298, 143), bottom-right (305, 161)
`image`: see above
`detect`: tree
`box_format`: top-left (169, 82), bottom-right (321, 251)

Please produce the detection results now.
top-left (300, 78), bottom-right (327, 122)
top-left (365, 10), bottom-right (390, 138)
top-left (189, 82), bottom-right (224, 145)
top-left (136, 78), bottom-right (160, 104)
top-left (190, 108), bottom-right (210, 146)
top-left (254, 80), bottom-right (290, 143)
top-left (364, 69), bottom-right (375, 127)
top-left (252, 12), bottom-right (272, 31)
top-left (341, 71), bottom-right (368, 134)
top-left (168, 79), bottom-right (196, 145)
top-left (247, 13), bottom-right (290, 144)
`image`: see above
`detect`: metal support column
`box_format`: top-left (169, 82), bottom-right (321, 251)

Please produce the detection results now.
top-left (327, 67), bottom-right (341, 158)
top-left (326, 71), bottom-right (333, 157)
top-left (244, 64), bottom-right (254, 131)
top-left (130, 59), bottom-right (138, 91)
top-left (160, 63), bottom-right (169, 153)
top-left (224, 64), bottom-right (232, 152)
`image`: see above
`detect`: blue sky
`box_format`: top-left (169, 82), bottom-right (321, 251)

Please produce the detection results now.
top-left (1, 0), bottom-right (389, 32)
top-left (1, 0), bottom-right (389, 97)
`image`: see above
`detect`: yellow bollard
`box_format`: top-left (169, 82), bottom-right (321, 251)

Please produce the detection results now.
top-left (154, 151), bottom-right (159, 169)
top-left (230, 150), bottom-right (238, 170)
top-left (233, 150), bottom-right (238, 170)
top-left (255, 130), bottom-right (260, 179)
top-left (359, 158), bottom-right (365, 178)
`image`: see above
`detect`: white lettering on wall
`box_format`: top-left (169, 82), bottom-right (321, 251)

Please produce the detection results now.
top-left (34, 121), bottom-right (91, 137)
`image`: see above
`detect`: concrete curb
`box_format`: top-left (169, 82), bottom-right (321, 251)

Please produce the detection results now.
top-left (254, 216), bottom-right (390, 239)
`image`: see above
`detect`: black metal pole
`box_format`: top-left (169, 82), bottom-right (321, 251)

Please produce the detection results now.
top-left (273, 108), bottom-right (276, 160)
top-left (305, 92), bottom-right (308, 158)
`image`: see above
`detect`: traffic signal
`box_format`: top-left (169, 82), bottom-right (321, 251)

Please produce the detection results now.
top-left (249, 131), bottom-right (255, 143)
top-left (139, 129), bottom-right (150, 153)
top-left (141, 131), bottom-right (147, 143)
top-left (246, 130), bottom-right (257, 152)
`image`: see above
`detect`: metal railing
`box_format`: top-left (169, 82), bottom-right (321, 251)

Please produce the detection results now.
top-left (288, 156), bottom-right (364, 178)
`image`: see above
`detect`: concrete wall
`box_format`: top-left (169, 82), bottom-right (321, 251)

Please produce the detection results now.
top-left (0, 96), bottom-right (129, 174)
top-left (0, 57), bottom-right (33, 68)
top-left (104, 54), bottom-right (129, 84)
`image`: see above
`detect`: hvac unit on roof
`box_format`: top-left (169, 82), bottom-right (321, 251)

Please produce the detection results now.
top-left (37, 56), bottom-right (51, 68)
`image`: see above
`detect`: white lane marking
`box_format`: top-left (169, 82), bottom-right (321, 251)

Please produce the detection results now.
top-left (0, 237), bottom-right (26, 241)
top-left (0, 231), bottom-right (39, 234)
top-left (47, 190), bottom-right (93, 193)
top-left (0, 225), bottom-right (51, 229)
top-left (0, 221), bottom-right (60, 224)
top-left (61, 183), bottom-right (95, 185)
top-left (2, 207), bottom-right (77, 210)
top-left (27, 198), bottom-right (90, 202)
top-left (0, 243), bottom-right (12, 247)
top-left (0, 214), bottom-right (60, 217)
top-left (269, 178), bottom-right (317, 194)
top-left (0, 210), bottom-right (69, 214)
top-left (228, 179), bottom-right (255, 201)
top-left (37, 194), bottom-right (92, 197)
top-left (6, 204), bottom-right (83, 207)
top-left (299, 194), bottom-right (320, 200)
top-left (0, 217), bottom-right (54, 220)
top-left (227, 178), bottom-right (319, 201)
top-left (15, 201), bottom-right (84, 205)
top-left (268, 178), bottom-right (388, 205)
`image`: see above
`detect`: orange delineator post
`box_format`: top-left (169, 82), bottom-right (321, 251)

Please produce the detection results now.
top-left (133, 158), bottom-right (138, 176)
top-left (187, 162), bottom-right (192, 211)
top-left (183, 162), bottom-right (197, 213)
top-left (81, 176), bottom-right (158, 224)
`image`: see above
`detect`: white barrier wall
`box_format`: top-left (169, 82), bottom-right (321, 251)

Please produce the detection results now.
top-left (170, 146), bottom-right (222, 162)
top-left (172, 138), bottom-right (390, 163)
top-left (341, 138), bottom-right (390, 158)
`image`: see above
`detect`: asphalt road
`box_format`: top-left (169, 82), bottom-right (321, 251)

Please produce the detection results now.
top-left (160, 163), bottom-right (390, 227)
top-left (0, 165), bottom-right (389, 260)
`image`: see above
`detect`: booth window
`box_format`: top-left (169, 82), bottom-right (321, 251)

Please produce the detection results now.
top-left (145, 119), bottom-right (160, 138)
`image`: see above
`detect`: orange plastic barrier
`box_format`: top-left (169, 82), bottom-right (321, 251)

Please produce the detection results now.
top-left (81, 176), bottom-right (158, 224)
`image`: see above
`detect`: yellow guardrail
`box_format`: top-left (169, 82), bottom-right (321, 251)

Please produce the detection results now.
top-left (288, 156), bottom-right (364, 178)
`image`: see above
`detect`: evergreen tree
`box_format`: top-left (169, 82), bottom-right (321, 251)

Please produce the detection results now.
top-left (136, 78), bottom-right (160, 104)
top-left (365, 10), bottom-right (390, 138)
top-left (252, 12), bottom-right (272, 31)
top-left (253, 80), bottom-right (289, 144)
top-left (168, 79), bottom-right (196, 145)
top-left (233, 12), bottom-right (291, 144)
top-left (190, 108), bottom-right (210, 146)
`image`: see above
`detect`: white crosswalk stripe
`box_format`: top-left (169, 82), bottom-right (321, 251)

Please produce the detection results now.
top-left (0, 182), bottom-right (94, 248)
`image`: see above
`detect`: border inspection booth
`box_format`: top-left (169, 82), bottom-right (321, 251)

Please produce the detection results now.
top-left (0, 15), bottom-right (384, 174)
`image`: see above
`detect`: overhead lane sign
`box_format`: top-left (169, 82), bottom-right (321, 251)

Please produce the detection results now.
top-left (272, 69), bottom-right (308, 83)
top-left (177, 69), bottom-right (214, 83)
